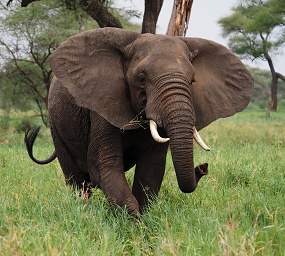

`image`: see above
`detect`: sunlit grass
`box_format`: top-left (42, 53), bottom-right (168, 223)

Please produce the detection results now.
top-left (0, 110), bottom-right (284, 255)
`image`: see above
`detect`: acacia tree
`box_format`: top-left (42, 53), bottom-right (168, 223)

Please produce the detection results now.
top-left (219, 0), bottom-right (285, 111)
top-left (6, 0), bottom-right (165, 34)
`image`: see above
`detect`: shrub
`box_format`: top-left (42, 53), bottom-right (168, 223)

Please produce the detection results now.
top-left (15, 118), bottom-right (33, 133)
top-left (0, 115), bottom-right (10, 130)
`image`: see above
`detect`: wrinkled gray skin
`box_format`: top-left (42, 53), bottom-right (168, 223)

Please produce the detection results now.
top-left (26, 28), bottom-right (253, 215)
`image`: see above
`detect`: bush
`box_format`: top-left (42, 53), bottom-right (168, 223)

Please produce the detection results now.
top-left (0, 115), bottom-right (10, 130)
top-left (15, 118), bottom-right (33, 133)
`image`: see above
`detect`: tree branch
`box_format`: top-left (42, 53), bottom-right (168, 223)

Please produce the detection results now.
top-left (79, 0), bottom-right (122, 28)
top-left (276, 72), bottom-right (285, 82)
top-left (0, 39), bottom-right (46, 102)
top-left (6, 0), bottom-right (39, 7)
top-left (7, 0), bottom-right (123, 28)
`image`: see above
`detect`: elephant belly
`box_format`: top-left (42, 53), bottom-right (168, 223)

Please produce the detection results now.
top-left (123, 147), bottom-right (137, 172)
top-left (122, 128), bottom-right (152, 172)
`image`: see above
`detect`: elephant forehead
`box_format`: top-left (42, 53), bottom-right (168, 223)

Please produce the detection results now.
top-left (134, 34), bottom-right (187, 55)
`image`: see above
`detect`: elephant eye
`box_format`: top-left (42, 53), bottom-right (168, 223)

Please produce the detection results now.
top-left (137, 72), bottom-right (146, 84)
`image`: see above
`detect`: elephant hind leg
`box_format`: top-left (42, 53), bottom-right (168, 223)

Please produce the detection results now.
top-left (48, 82), bottom-right (93, 196)
top-left (50, 124), bottom-right (94, 196)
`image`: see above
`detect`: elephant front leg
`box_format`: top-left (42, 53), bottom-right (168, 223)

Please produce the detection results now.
top-left (132, 139), bottom-right (168, 212)
top-left (88, 113), bottom-right (139, 215)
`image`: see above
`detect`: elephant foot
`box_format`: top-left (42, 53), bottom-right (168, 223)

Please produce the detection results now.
top-left (195, 163), bottom-right (208, 183)
top-left (109, 197), bottom-right (140, 217)
top-left (122, 196), bottom-right (140, 216)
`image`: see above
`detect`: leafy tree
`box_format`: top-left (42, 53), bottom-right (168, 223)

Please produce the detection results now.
top-left (0, 61), bottom-right (36, 111)
top-left (5, 0), bottom-right (124, 28)
top-left (5, 0), bottom-right (167, 34)
top-left (0, 0), bottom-right (98, 124)
top-left (219, 0), bottom-right (285, 111)
top-left (0, 0), bottom-right (139, 125)
top-left (0, 0), bottom-right (167, 126)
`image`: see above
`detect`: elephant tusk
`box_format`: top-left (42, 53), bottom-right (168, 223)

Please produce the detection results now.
top-left (193, 127), bottom-right (210, 151)
top-left (149, 120), bottom-right (170, 143)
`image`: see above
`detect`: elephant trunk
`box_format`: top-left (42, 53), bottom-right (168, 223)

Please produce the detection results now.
top-left (157, 79), bottom-right (206, 192)
top-left (164, 101), bottom-right (198, 193)
top-left (146, 75), bottom-right (207, 192)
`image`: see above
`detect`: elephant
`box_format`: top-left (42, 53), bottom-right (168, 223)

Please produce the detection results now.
top-left (25, 27), bottom-right (253, 215)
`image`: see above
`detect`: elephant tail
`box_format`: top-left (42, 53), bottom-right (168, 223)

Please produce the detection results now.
top-left (24, 126), bottom-right (57, 165)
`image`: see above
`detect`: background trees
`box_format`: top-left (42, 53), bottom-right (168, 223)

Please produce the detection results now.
top-left (1, 0), bottom-right (284, 129)
top-left (0, 0), bottom-right (138, 125)
top-left (219, 0), bottom-right (285, 111)
top-left (0, 0), bottom-right (96, 124)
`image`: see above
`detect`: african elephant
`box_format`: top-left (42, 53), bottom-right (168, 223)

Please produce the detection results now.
top-left (25, 27), bottom-right (253, 215)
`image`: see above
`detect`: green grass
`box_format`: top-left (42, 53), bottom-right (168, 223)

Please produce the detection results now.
top-left (0, 110), bottom-right (285, 255)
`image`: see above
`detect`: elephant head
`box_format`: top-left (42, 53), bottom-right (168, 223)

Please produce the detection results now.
top-left (50, 27), bottom-right (253, 193)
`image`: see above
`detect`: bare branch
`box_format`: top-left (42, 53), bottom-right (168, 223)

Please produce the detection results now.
top-left (6, 0), bottom-right (39, 7)
top-left (277, 72), bottom-right (285, 82)
top-left (6, 0), bottom-right (13, 6)
top-left (79, 0), bottom-right (122, 28)
top-left (2, 57), bottom-right (35, 64)
top-left (21, 0), bottom-right (39, 7)
top-left (0, 39), bottom-right (47, 101)
top-left (6, 0), bottom-right (123, 28)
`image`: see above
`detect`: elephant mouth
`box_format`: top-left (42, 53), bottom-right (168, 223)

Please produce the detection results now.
top-left (121, 113), bottom-right (210, 151)
top-left (120, 110), bottom-right (149, 131)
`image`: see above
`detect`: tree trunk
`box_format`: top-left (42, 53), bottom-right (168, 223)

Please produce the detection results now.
top-left (80, 0), bottom-right (122, 28)
top-left (270, 75), bottom-right (278, 111)
top-left (142, 0), bottom-right (164, 34)
top-left (265, 52), bottom-right (278, 111)
top-left (167, 0), bottom-right (193, 36)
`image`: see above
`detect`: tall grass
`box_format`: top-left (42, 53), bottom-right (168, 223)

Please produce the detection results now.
top-left (0, 111), bottom-right (284, 255)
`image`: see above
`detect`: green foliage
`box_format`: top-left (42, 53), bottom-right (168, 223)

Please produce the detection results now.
top-left (0, 111), bottom-right (285, 254)
top-left (14, 117), bottom-right (33, 133)
top-left (0, 0), bottom-right (140, 115)
top-left (0, 114), bottom-right (10, 130)
top-left (0, 60), bottom-right (44, 111)
top-left (2, 0), bottom-right (97, 40)
top-left (219, 0), bottom-right (285, 60)
top-left (0, 0), bottom-right (96, 113)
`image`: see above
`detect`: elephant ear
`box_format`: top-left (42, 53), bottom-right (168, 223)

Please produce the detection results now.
top-left (180, 37), bottom-right (253, 130)
top-left (49, 27), bottom-right (140, 129)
